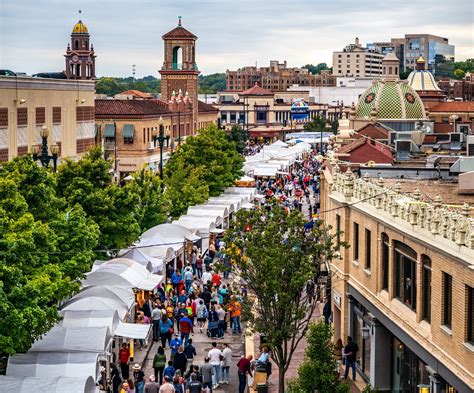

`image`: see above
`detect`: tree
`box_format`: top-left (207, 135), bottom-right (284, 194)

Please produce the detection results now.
top-left (302, 63), bottom-right (329, 75)
top-left (95, 77), bottom-right (126, 96)
top-left (227, 124), bottom-right (246, 154)
top-left (199, 73), bottom-right (226, 93)
top-left (225, 205), bottom-right (341, 393)
top-left (304, 115), bottom-right (329, 132)
top-left (287, 322), bottom-right (350, 393)
top-left (399, 67), bottom-right (412, 80)
top-left (164, 124), bottom-right (243, 197)
top-left (454, 69), bottom-right (466, 80)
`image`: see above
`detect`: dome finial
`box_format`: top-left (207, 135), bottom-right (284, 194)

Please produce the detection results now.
top-left (178, 16), bottom-right (182, 26)
top-left (416, 55), bottom-right (426, 70)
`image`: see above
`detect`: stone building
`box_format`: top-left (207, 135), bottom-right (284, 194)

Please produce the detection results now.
top-left (320, 163), bottom-right (474, 392)
top-left (226, 60), bottom-right (336, 92)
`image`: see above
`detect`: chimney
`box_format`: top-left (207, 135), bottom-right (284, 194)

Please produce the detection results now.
top-left (355, 37), bottom-right (360, 46)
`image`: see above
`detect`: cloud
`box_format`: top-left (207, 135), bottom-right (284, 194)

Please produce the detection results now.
top-left (0, 0), bottom-right (472, 76)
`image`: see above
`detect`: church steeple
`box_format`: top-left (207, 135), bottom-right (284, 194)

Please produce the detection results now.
top-left (65, 11), bottom-right (96, 80)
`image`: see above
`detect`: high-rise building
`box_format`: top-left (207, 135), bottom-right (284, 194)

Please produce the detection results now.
top-left (226, 60), bottom-right (336, 91)
top-left (332, 38), bottom-right (385, 78)
top-left (64, 19), bottom-right (96, 80)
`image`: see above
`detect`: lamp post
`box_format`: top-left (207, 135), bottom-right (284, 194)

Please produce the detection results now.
top-left (32, 125), bottom-right (59, 171)
top-left (152, 116), bottom-right (170, 180)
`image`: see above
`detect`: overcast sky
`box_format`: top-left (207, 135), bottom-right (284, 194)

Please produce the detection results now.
top-left (1, 0), bottom-right (473, 77)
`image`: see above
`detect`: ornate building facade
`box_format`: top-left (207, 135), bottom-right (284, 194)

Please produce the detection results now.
top-left (64, 19), bottom-right (96, 80)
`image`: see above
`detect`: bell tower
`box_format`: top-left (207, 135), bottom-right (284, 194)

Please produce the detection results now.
top-left (65, 11), bottom-right (96, 80)
top-left (159, 17), bottom-right (199, 132)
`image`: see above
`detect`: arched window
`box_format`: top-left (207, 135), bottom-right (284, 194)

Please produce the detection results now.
top-left (172, 46), bottom-right (182, 69)
top-left (383, 67), bottom-right (386, 74)
top-left (422, 255), bottom-right (431, 322)
top-left (381, 233), bottom-right (389, 290)
top-left (394, 241), bottom-right (417, 310)
top-left (389, 66), bottom-right (392, 74)
top-left (74, 40), bottom-right (79, 50)
top-left (395, 67), bottom-right (398, 75)
top-left (76, 64), bottom-right (81, 78)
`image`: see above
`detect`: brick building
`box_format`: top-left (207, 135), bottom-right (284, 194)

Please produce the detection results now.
top-left (226, 60), bottom-right (336, 91)
top-left (320, 164), bottom-right (474, 392)
top-left (438, 74), bottom-right (474, 102)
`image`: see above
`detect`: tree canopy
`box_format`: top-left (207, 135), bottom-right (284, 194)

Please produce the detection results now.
top-left (198, 73), bottom-right (226, 93)
top-left (225, 204), bottom-right (340, 393)
top-left (302, 63), bottom-right (330, 75)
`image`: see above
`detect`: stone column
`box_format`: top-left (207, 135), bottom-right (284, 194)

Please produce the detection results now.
top-left (416, 253), bottom-right (423, 323)
top-left (426, 366), bottom-right (443, 393)
top-left (369, 319), bottom-right (392, 391)
top-left (388, 240), bottom-right (395, 301)
top-left (347, 295), bottom-right (355, 339)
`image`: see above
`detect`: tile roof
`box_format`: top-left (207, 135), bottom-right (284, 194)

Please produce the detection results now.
top-left (354, 123), bottom-right (390, 140)
top-left (429, 102), bottom-right (474, 112)
top-left (240, 83), bottom-right (274, 96)
top-left (162, 26), bottom-right (197, 39)
top-left (117, 90), bottom-right (152, 98)
top-left (339, 138), bottom-right (393, 163)
top-left (197, 100), bottom-right (218, 113)
top-left (95, 99), bottom-right (170, 116)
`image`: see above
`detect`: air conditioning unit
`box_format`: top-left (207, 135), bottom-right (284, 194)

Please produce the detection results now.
top-left (449, 133), bottom-right (464, 143)
top-left (147, 141), bottom-right (155, 150)
top-left (467, 135), bottom-right (474, 156)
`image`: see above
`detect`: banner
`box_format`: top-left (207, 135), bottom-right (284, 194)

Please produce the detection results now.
top-left (290, 99), bottom-right (309, 122)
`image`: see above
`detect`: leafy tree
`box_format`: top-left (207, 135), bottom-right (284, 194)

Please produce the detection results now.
top-left (303, 63), bottom-right (329, 75)
top-left (164, 124), bottom-right (243, 197)
top-left (399, 67), bottom-right (413, 80)
top-left (227, 124), bottom-right (246, 154)
top-left (95, 77), bottom-right (126, 96)
top-left (199, 73), bottom-right (226, 93)
top-left (454, 69), bottom-right (466, 80)
top-left (126, 168), bottom-right (169, 231)
top-left (225, 205), bottom-right (341, 393)
top-left (164, 158), bottom-right (209, 218)
top-left (304, 115), bottom-right (330, 132)
top-left (287, 322), bottom-right (349, 393)
top-left (453, 59), bottom-right (474, 73)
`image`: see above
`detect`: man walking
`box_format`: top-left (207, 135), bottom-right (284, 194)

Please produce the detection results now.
top-left (118, 342), bottom-right (130, 379)
top-left (221, 343), bottom-right (232, 385)
top-left (343, 336), bottom-right (359, 381)
top-left (201, 357), bottom-right (214, 392)
top-left (237, 355), bottom-right (253, 393)
top-left (208, 341), bottom-right (222, 389)
top-left (179, 312), bottom-right (194, 345)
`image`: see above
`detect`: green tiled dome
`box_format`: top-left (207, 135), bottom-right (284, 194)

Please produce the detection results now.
top-left (356, 80), bottom-right (426, 120)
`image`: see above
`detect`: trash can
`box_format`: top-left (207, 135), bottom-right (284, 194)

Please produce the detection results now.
top-left (257, 383), bottom-right (268, 393)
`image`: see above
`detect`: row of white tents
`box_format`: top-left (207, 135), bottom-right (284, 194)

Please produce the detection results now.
top-left (1, 186), bottom-right (257, 393)
top-left (244, 140), bottom-right (312, 178)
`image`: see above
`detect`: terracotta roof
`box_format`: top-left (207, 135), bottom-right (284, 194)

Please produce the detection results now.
top-left (240, 83), bottom-right (273, 96)
top-left (429, 102), bottom-right (474, 112)
top-left (95, 99), bottom-right (170, 116)
top-left (339, 138), bottom-right (366, 153)
top-left (117, 90), bottom-right (152, 98)
top-left (162, 26), bottom-right (197, 39)
top-left (339, 138), bottom-right (393, 163)
top-left (354, 123), bottom-right (389, 140)
top-left (197, 100), bottom-right (218, 113)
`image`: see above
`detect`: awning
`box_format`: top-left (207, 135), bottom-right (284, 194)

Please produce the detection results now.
top-left (122, 124), bottom-right (135, 138)
top-left (114, 322), bottom-right (151, 339)
top-left (0, 376), bottom-right (97, 393)
top-left (104, 124), bottom-right (116, 138)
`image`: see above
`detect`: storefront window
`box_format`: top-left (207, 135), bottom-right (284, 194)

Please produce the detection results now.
top-left (381, 233), bottom-right (389, 290)
top-left (352, 301), bottom-right (371, 379)
top-left (422, 256), bottom-right (432, 322)
top-left (394, 242), bottom-right (417, 311)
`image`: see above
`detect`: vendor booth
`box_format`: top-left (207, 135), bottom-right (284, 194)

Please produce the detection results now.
top-left (0, 376), bottom-right (97, 393)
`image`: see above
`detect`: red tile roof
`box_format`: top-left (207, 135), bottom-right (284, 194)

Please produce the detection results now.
top-left (162, 26), bottom-right (197, 39)
top-left (197, 100), bottom-right (218, 113)
top-left (95, 99), bottom-right (170, 117)
top-left (117, 90), bottom-right (152, 98)
top-left (339, 138), bottom-right (393, 164)
top-left (240, 83), bottom-right (273, 96)
top-left (429, 102), bottom-right (474, 112)
top-left (354, 123), bottom-right (389, 140)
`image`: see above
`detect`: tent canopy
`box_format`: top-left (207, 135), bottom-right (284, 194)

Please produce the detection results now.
top-left (140, 246), bottom-right (175, 265)
top-left (172, 217), bottom-right (218, 235)
top-left (0, 376), bottom-right (97, 393)
top-left (271, 140), bottom-right (288, 147)
top-left (30, 326), bottom-right (112, 354)
top-left (118, 248), bottom-right (162, 273)
top-left (224, 187), bottom-right (256, 198)
top-left (115, 322), bottom-right (151, 339)
top-left (187, 205), bottom-right (229, 218)
top-left (60, 310), bottom-right (120, 332)
top-left (139, 223), bottom-right (199, 251)
top-left (7, 352), bottom-right (99, 380)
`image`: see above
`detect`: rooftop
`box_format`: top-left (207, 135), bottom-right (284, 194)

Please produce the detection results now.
top-left (95, 99), bottom-right (170, 117)
top-left (117, 90), bottom-right (152, 99)
top-left (162, 18), bottom-right (197, 39)
top-left (240, 83), bottom-right (274, 96)
top-left (429, 102), bottom-right (474, 112)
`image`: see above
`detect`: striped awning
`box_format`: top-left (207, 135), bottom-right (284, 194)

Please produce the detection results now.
top-left (122, 124), bottom-right (135, 138)
top-left (104, 124), bottom-right (116, 138)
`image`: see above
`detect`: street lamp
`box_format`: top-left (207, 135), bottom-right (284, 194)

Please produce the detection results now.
top-left (32, 125), bottom-right (59, 171)
top-left (152, 116), bottom-right (170, 180)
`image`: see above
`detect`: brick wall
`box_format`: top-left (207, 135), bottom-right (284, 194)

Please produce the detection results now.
top-left (0, 148), bottom-right (8, 162)
top-left (76, 137), bottom-right (95, 154)
top-left (0, 108), bottom-right (8, 127)
top-left (76, 106), bottom-right (94, 122)
top-left (35, 107), bottom-right (45, 125)
top-left (17, 108), bottom-right (27, 126)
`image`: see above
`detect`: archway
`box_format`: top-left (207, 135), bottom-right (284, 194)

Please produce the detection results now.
top-left (172, 46), bottom-right (182, 69)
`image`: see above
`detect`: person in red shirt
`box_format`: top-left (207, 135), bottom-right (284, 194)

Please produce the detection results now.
top-left (212, 272), bottom-right (221, 288)
top-left (118, 342), bottom-right (130, 379)
top-left (237, 355), bottom-right (253, 393)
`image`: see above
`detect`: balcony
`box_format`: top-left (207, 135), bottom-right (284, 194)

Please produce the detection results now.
top-left (170, 63), bottom-right (199, 71)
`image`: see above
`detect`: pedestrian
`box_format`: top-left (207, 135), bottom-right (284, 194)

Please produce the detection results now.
top-left (159, 376), bottom-right (175, 393)
top-left (220, 343), bottom-right (232, 385)
top-left (230, 298), bottom-right (242, 334)
top-left (132, 363), bottom-right (145, 393)
top-left (201, 270), bottom-right (212, 288)
top-left (153, 346), bottom-right (166, 385)
top-left (200, 357), bottom-right (213, 392)
top-left (144, 375), bottom-right (160, 393)
top-left (343, 336), bottom-right (359, 381)
top-left (207, 305), bottom-right (219, 339)
top-left (111, 363), bottom-right (122, 393)
top-left (170, 333), bottom-right (182, 362)
top-left (174, 346), bottom-right (188, 376)
top-left (163, 361), bottom-right (175, 382)
top-left (237, 355), bottom-right (253, 393)
top-left (119, 342), bottom-right (131, 380)
top-left (184, 267), bottom-right (193, 292)
top-left (152, 303), bottom-right (163, 342)
top-left (120, 380), bottom-right (135, 393)
top-left (173, 375), bottom-right (184, 393)
top-left (172, 270), bottom-right (182, 293)
top-left (196, 254), bottom-right (203, 279)
top-left (159, 314), bottom-right (173, 349)
top-left (208, 341), bottom-right (222, 389)
top-left (184, 338), bottom-right (197, 366)
top-left (179, 312), bottom-right (194, 345)
top-left (186, 372), bottom-right (202, 393)
top-left (195, 299), bottom-right (208, 333)
top-left (191, 248), bottom-right (198, 275)
top-left (216, 304), bottom-right (226, 339)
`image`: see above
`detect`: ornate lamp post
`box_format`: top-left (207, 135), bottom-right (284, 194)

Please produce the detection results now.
top-left (152, 116), bottom-right (170, 180)
top-left (32, 125), bottom-right (59, 171)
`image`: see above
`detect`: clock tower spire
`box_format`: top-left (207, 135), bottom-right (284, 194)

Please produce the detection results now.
top-left (65, 13), bottom-right (96, 79)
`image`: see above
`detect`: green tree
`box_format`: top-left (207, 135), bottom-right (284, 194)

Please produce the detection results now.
top-left (454, 68), bottom-right (466, 80)
top-left (199, 73), bottom-right (226, 93)
top-left (304, 115), bottom-right (330, 132)
top-left (453, 59), bottom-right (474, 73)
top-left (164, 124), bottom-right (243, 197)
top-left (95, 77), bottom-right (126, 95)
top-left (399, 67), bottom-right (413, 80)
top-left (126, 168), bottom-right (169, 231)
top-left (225, 205), bottom-right (341, 393)
top-left (303, 63), bottom-right (329, 75)
top-left (287, 322), bottom-right (349, 393)
top-left (227, 124), bottom-right (246, 154)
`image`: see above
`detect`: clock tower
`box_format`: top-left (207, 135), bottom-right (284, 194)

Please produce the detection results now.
top-left (65, 16), bottom-right (96, 80)
top-left (159, 17), bottom-right (199, 133)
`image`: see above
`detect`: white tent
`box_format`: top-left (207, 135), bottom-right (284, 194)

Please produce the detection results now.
top-left (252, 167), bottom-right (278, 177)
top-left (224, 187), bottom-right (256, 199)
top-left (29, 326), bottom-right (112, 354)
top-left (206, 200), bottom-right (240, 212)
top-left (0, 376), bottom-right (97, 393)
top-left (92, 258), bottom-right (153, 273)
top-left (60, 310), bottom-right (120, 332)
top-left (7, 352), bottom-right (99, 380)
top-left (114, 323), bottom-right (151, 340)
top-left (172, 217), bottom-right (219, 235)
top-left (118, 247), bottom-right (163, 273)
top-left (271, 140), bottom-right (288, 147)
top-left (139, 223), bottom-right (200, 252)
top-left (139, 246), bottom-right (175, 268)
top-left (187, 206), bottom-right (229, 219)
top-left (82, 260), bottom-right (163, 291)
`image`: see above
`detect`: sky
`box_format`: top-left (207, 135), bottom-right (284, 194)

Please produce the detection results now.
top-left (0, 0), bottom-right (473, 78)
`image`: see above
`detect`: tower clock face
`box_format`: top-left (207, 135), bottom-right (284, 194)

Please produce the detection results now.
top-left (87, 56), bottom-right (92, 63)
top-left (72, 55), bottom-right (79, 62)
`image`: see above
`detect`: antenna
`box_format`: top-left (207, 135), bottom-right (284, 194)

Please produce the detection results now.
top-left (178, 16), bottom-right (182, 26)
top-left (132, 65), bottom-right (136, 81)
top-left (78, 9), bottom-right (82, 20)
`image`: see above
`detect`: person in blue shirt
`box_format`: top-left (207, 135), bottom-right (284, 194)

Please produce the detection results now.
top-left (163, 361), bottom-right (175, 380)
top-left (169, 333), bottom-right (182, 362)
top-left (171, 270), bottom-right (182, 293)
top-left (159, 315), bottom-right (173, 349)
top-left (178, 290), bottom-right (188, 305)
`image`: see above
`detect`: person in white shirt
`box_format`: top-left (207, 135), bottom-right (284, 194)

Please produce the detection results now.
top-left (220, 343), bottom-right (232, 384)
top-left (208, 341), bottom-right (223, 389)
top-left (201, 270), bottom-right (212, 287)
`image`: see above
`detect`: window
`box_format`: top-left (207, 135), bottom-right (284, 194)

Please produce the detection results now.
top-left (365, 229), bottom-right (371, 270)
top-left (353, 222), bottom-right (359, 261)
top-left (394, 242), bottom-right (417, 311)
top-left (422, 256), bottom-right (431, 322)
top-left (467, 286), bottom-right (474, 344)
top-left (381, 234), bottom-right (389, 290)
top-left (336, 214), bottom-right (341, 250)
top-left (230, 112), bottom-right (236, 123)
top-left (443, 272), bottom-right (452, 328)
